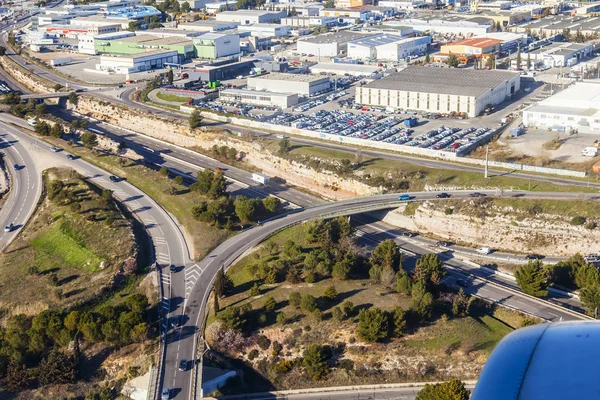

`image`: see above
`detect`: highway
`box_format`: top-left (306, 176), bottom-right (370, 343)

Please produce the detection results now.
top-left (0, 121), bottom-right (41, 251)
top-left (0, 31), bottom-right (595, 399)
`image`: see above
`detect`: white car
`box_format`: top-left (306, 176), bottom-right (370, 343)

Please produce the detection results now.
top-left (161, 388), bottom-right (170, 400)
top-left (4, 223), bottom-right (13, 232)
top-left (476, 247), bottom-right (491, 255)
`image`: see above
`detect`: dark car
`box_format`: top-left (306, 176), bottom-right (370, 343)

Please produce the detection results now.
top-left (401, 231), bottom-right (417, 237)
top-left (526, 254), bottom-right (544, 260)
top-left (179, 359), bottom-right (187, 371)
top-left (109, 175), bottom-right (119, 182)
top-left (469, 192), bottom-right (486, 198)
top-left (436, 192), bottom-right (451, 198)
top-left (169, 264), bottom-right (177, 273)
top-left (436, 241), bottom-right (452, 247)
top-left (66, 154), bottom-right (76, 160)
top-left (456, 279), bottom-right (468, 287)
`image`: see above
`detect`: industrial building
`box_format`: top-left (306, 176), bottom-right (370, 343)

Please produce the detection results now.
top-left (440, 37), bottom-right (502, 56)
top-left (514, 15), bottom-right (600, 37)
top-left (219, 88), bottom-right (299, 108)
top-left (523, 82), bottom-right (600, 134)
top-left (247, 73), bottom-right (330, 96)
top-left (215, 10), bottom-right (287, 24)
top-left (192, 33), bottom-right (240, 59)
top-left (175, 0), bottom-right (212, 10)
top-left (97, 49), bottom-right (178, 73)
top-left (187, 59), bottom-right (255, 81)
top-left (335, 0), bottom-right (372, 7)
top-left (475, 31), bottom-right (527, 53)
top-left (94, 34), bottom-right (195, 61)
top-left (237, 23), bottom-right (291, 37)
top-left (377, 0), bottom-right (426, 10)
top-left (361, 22), bottom-right (414, 36)
top-left (347, 34), bottom-right (430, 60)
top-left (524, 42), bottom-right (592, 68)
top-left (319, 7), bottom-right (373, 19)
top-left (575, 2), bottom-right (600, 15)
top-left (176, 20), bottom-right (239, 32)
top-left (296, 31), bottom-right (374, 57)
top-left (41, 23), bottom-right (121, 38)
top-left (355, 66), bottom-right (520, 117)
top-left (280, 16), bottom-right (338, 27)
top-left (309, 62), bottom-right (381, 76)
top-left (400, 16), bottom-right (493, 35)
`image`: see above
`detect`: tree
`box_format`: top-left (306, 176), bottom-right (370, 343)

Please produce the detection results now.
top-left (167, 69), bottom-right (174, 85)
top-left (234, 195), bottom-right (261, 223)
top-left (127, 20), bottom-right (142, 31)
top-left (485, 54), bottom-right (496, 70)
top-left (369, 239), bottom-right (400, 282)
top-left (300, 294), bottom-right (318, 313)
top-left (515, 261), bottom-right (548, 297)
top-left (410, 281), bottom-right (434, 320)
top-left (392, 307), bottom-right (406, 337)
top-left (214, 267), bottom-right (233, 298)
top-left (580, 285), bottom-right (600, 317)
top-left (50, 123), bottom-right (63, 138)
top-left (289, 292), bottom-right (301, 308)
top-left (53, 83), bottom-right (63, 91)
top-left (264, 296), bottom-right (277, 312)
top-left (447, 54), bottom-right (459, 68)
top-left (357, 308), bottom-right (388, 343)
top-left (189, 109), bottom-right (203, 129)
top-left (131, 322), bottom-right (149, 343)
top-left (323, 285), bottom-right (337, 301)
top-left (81, 131), bottom-right (98, 148)
top-left (181, 1), bottom-right (191, 11)
top-left (452, 289), bottom-right (469, 317)
top-left (263, 196), bottom-right (280, 213)
top-left (38, 349), bottom-right (78, 385)
top-left (278, 138), bottom-right (290, 156)
top-left (413, 253), bottom-right (445, 289)
top-left (302, 344), bottom-right (329, 380)
top-left (575, 263), bottom-right (600, 290)
top-left (516, 43), bottom-right (522, 70)
top-left (101, 189), bottom-right (113, 204)
top-left (34, 102), bottom-right (46, 116)
top-left (3, 362), bottom-right (32, 391)
top-left (424, 51), bottom-right (430, 64)
top-left (68, 92), bottom-right (78, 105)
top-left (395, 270), bottom-right (412, 295)
top-left (3, 92), bottom-right (21, 104)
top-left (324, 0), bottom-right (334, 7)
top-left (416, 379), bottom-right (470, 400)
top-left (332, 259), bottom-right (352, 280)
top-left (64, 311), bottom-right (81, 334)
top-left (219, 306), bottom-right (248, 332)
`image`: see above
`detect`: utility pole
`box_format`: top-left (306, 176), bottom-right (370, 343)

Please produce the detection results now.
top-left (484, 144), bottom-right (489, 179)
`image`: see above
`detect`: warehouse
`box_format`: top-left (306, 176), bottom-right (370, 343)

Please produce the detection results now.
top-left (237, 23), bottom-right (291, 37)
top-left (400, 16), bottom-right (493, 35)
top-left (219, 88), bottom-right (299, 108)
top-left (355, 66), bottom-right (520, 117)
top-left (94, 34), bottom-right (195, 61)
top-left (192, 33), bottom-right (240, 59)
top-left (347, 34), bottom-right (430, 60)
top-left (280, 16), bottom-right (338, 27)
top-left (176, 20), bottom-right (239, 32)
top-left (523, 82), bottom-right (600, 134)
top-left (309, 62), bottom-right (381, 76)
top-left (97, 49), bottom-right (178, 73)
top-left (296, 31), bottom-right (374, 57)
top-left (215, 10), bottom-right (287, 24)
top-left (247, 73), bottom-right (330, 96)
top-left (514, 15), bottom-right (600, 37)
top-left (524, 42), bottom-right (592, 68)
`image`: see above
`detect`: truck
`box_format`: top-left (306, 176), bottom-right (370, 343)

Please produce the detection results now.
top-left (403, 117), bottom-right (418, 127)
top-left (50, 57), bottom-right (71, 67)
top-left (251, 173), bottom-right (270, 185)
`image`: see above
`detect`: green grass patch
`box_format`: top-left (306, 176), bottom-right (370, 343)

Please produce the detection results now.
top-left (32, 223), bottom-right (102, 272)
top-left (155, 92), bottom-right (192, 103)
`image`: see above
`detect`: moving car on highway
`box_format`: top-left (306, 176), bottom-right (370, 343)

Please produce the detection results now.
top-left (476, 247), bottom-right (492, 255)
top-left (436, 192), bottom-right (451, 198)
top-left (398, 194), bottom-right (412, 201)
top-left (4, 223), bottom-right (13, 232)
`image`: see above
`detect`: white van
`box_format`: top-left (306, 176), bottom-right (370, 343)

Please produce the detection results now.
top-left (582, 147), bottom-right (598, 157)
top-left (27, 118), bottom-right (37, 126)
top-left (476, 247), bottom-right (492, 255)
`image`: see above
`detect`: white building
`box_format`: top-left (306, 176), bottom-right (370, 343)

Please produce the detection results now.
top-left (280, 16), bottom-right (337, 27)
top-left (204, 1), bottom-right (235, 13)
top-left (378, 0), bottom-right (425, 10)
top-left (216, 10), bottom-right (287, 24)
top-left (176, 20), bottom-right (238, 32)
top-left (78, 31), bottom-right (135, 54)
top-left (526, 42), bottom-right (592, 68)
top-left (347, 34), bottom-right (431, 60)
top-left (219, 88), bottom-right (299, 108)
top-left (309, 62), bottom-right (381, 76)
top-left (523, 82), bottom-right (600, 134)
top-left (97, 49), bottom-right (179, 73)
top-left (237, 23), bottom-right (291, 37)
top-left (296, 31), bottom-right (375, 57)
top-left (401, 17), bottom-right (492, 35)
top-left (355, 66), bottom-right (520, 117)
top-left (247, 72), bottom-right (330, 96)
top-left (193, 33), bottom-right (241, 59)
top-left (175, 0), bottom-right (211, 10)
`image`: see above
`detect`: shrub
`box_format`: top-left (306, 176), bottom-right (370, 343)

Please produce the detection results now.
top-left (258, 314), bottom-right (267, 325)
top-left (276, 360), bottom-right (294, 373)
top-left (444, 207), bottom-right (454, 215)
top-left (300, 294), bottom-right (318, 313)
top-left (276, 312), bottom-right (287, 324)
top-left (249, 283), bottom-right (260, 296)
top-left (332, 307), bottom-right (343, 321)
top-left (312, 309), bottom-right (323, 322)
top-left (174, 175), bottom-right (184, 185)
top-left (272, 341), bottom-right (283, 356)
top-left (159, 167), bottom-right (169, 176)
top-left (248, 349), bottom-right (259, 360)
top-left (338, 359), bottom-right (354, 371)
top-left (323, 285), bottom-right (338, 301)
top-left (585, 221), bottom-right (597, 230)
top-left (571, 216), bottom-right (586, 226)
top-left (264, 296), bottom-right (277, 312)
top-left (257, 335), bottom-right (271, 350)
top-left (304, 270), bottom-right (316, 283)
top-left (289, 292), bottom-right (301, 308)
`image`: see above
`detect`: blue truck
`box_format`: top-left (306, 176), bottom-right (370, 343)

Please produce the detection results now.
top-left (404, 117), bottom-right (418, 127)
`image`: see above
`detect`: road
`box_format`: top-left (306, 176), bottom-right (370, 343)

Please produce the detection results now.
top-left (0, 37), bottom-right (594, 399)
top-left (0, 122), bottom-right (41, 251)
top-left (0, 120), bottom-right (193, 399)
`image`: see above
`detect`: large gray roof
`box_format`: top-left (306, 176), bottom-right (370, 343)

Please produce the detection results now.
top-left (363, 66), bottom-right (518, 97)
top-left (472, 321), bottom-right (600, 400)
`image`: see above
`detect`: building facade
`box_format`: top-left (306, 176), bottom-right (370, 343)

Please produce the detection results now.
top-left (219, 88), bottom-right (299, 108)
top-left (98, 49), bottom-right (179, 73)
top-left (247, 73), bottom-right (330, 96)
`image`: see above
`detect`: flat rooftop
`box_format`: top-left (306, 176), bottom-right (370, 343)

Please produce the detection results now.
top-left (363, 66), bottom-right (518, 97)
top-left (349, 34), bottom-right (406, 48)
top-left (117, 34), bottom-right (192, 45)
top-left (217, 10), bottom-right (283, 16)
top-left (310, 62), bottom-right (380, 73)
top-left (527, 82), bottom-right (600, 118)
top-left (448, 37), bottom-right (503, 48)
top-left (517, 15), bottom-right (600, 31)
top-left (221, 88), bottom-right (296, 97)
top-left (250, 72), bottom-right (329, 82)
top-left (298, 31), bottom-right (374, 44)
top-left (101, 49), bottom-right (177, 59)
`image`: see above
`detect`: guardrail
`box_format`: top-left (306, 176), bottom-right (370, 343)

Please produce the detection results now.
top-left (147, 263), bottom-right (169, 400)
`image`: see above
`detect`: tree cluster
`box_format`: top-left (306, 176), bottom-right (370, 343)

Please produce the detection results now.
top-left (0, 294), bottom-right (150, 392)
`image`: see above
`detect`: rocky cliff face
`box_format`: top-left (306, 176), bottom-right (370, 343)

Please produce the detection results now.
top-left (379, 201), bottom-right (600, 256)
